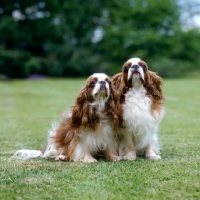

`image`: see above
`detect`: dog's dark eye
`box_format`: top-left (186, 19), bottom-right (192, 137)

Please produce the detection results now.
top-left (107, 80), bottom-right (111, 85)
top-left (142, 64), bottom-right (146, 71)
top-left (124, 66), bottom-right (129, 73)
top-left (90, 80), bottom-right (96, 87)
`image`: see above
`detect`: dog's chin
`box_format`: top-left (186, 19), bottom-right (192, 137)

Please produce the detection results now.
top-left (95, 87), bottom-right (108, 98)
top-left (130, 72), bottom-right (140, 80)
top-left (94, 87), bottom-right (109, 98)
top-left (132, 72), bottom-right (144, 82)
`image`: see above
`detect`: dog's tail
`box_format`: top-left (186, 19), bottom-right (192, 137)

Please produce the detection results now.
top-left (13, 149), bottom-right (43, 160)
top-left (13, 149), bottom-right (59, 160)
top-left (13, 122), bottom-right (60, 160)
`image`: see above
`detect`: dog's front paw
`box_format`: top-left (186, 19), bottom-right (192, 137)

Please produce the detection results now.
top-left (55, 155), bottom-right (67, 161)
top-left (147, 155), bottom-right (161, 161)
top-left (109, 155), bottom-right (122, 162)
top-left (80, 155), bottom-right (97, 163)
top-left (123, 151), bottom-right (136, 160)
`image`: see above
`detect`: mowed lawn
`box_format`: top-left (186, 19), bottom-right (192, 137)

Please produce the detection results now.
top-left (0, 78), bottom-right (200, 200)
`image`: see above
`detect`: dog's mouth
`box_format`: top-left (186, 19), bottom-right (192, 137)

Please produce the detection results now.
top-left (130, 70), bottom-right (144, 83)
top-left (127, 67), bottom-right (144, 83)
top-left (100, 86), bottom-right (107, 90)
top-left (99, 89), bottom-right (107, 96)
top-left (96, 87), bottom-right (108, 98)
top-left (132, 70), bottom-right (141, 77)
top-left (133, 71), bottom-right (140, 75)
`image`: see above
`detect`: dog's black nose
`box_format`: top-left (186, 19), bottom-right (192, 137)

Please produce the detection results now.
top-left (99, 81), bottom-right (106, 85)
top-left (132, 64), bottom-right (139, 69)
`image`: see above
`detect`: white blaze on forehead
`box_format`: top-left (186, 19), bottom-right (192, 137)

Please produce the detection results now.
top-left (127, 57), bottom-right (141, 65)
top-left (91, 73), bottom-right (108, 81)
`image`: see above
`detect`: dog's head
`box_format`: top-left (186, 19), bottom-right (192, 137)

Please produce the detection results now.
top-left (71, 73), bottom-right (123, 129)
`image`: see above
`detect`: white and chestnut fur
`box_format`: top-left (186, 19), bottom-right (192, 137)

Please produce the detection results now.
top-left (13, 73), bottom-right (123, 162)
top-left (112, 58), bottom-right (165, 160)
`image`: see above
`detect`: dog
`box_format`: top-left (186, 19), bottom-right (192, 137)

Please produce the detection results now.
top-left (13, 73), bottom-right (123, 162)
top-left (112, 58), bottom-right (165, 160)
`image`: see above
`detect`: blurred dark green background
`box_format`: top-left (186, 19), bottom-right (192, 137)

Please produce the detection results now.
top-left (0, 0), bottom-right (200, 78)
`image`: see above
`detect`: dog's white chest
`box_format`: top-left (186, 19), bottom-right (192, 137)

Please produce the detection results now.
top-left (123, 88), bottom-right (154, 134)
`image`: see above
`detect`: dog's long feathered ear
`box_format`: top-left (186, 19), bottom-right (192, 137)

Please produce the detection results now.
top-left (71, 87), bottom-right (88, 128)
top-left (112, 72), bottom-right (129, 104)
top-left (53, 88), bottom-right (91, 160)
top-left (145, 71), bottom-right (164, 102)
top-left (104, 82), bottom-right (124, 129)
top-left (112, 73), bottom-right (123, 90)
top-left (71, 87), bottom-right (99, 129)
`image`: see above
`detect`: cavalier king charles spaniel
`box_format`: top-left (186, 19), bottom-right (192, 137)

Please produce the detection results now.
top-left (112, 58), bottom-right (165, 160)
top-left (13, 73), bottom-right (123, 162)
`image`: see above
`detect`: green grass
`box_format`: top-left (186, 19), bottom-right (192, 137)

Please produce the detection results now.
top-left (0, 78), bottom-right (200, 200)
